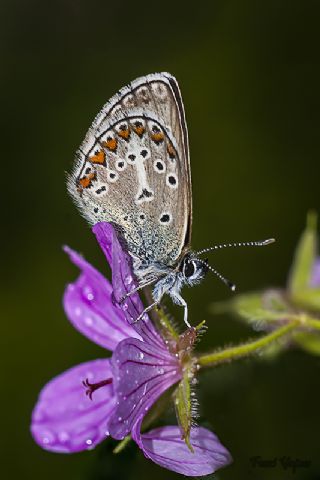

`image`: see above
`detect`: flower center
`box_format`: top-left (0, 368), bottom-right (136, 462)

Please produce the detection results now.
top-left (83, 377), bottom-right (113, 400)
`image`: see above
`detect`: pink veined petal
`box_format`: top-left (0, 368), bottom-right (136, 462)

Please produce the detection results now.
top-left (63, 246), bottom-right (141, 351)
top-left (92, 222), bottom-right (164, 348)
top-left (133, 422), bottom-right (233, 476)
top-left (310, 258), bottom-right (320, 287)
top-left (109, 338), bottom-right (182, 440)
top-left (31, 359), bottom-right (115, 453)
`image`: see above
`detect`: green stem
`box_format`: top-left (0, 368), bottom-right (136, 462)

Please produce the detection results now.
top-left (197, 320), bottom-right (299, 368)
top-left (304, 317), bottom-right (320, 330)
top-left (157, 308), bottom-right (179, 339)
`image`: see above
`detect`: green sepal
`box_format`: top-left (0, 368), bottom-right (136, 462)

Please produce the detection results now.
top-left (211, 292), bottom-right (263, 320)
top-left (173, 370), bottom-right (194, 452)
top-left (294, 331), bottom-right (320, 356)
top-left (288, 211), bottom-right (317, 296)
top-left (291, 288), bottom-right (320, 312)
top-left (214, 290), bottom-right (289, 327)
top-left (113, 435), bottom-right (131, 454)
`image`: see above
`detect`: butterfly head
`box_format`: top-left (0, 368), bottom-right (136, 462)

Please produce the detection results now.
top-left (180, 253), bottom-right (209, 286)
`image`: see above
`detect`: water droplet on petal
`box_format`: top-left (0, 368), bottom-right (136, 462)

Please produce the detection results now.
top-left (158, 368), bottom-right (164, 374)
top-left (86, 439), bottom-right (93, 446)
top-left (84, 316), bottom-right (93, 326)
top-left (83, 286), bottom-right (95, 301)
top-left (138, 352), bottom-right (144, 360)
top-left (118, 416), bottom-right (122, 421)
top-left (41, 430), bottom-right (55, 445)
top-left (58, 431), bottom-right (69, 443)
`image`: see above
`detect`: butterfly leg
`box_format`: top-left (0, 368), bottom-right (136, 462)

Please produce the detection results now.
top-left (170, 292), bottom-right (191, 328)
top-left (132, 300), bottom-right (159, 323)
top-left (119, 278), bottom-right (157, 304)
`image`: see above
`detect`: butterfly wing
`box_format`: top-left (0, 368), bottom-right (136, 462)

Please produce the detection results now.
top-left (68, 73), bottom-right (192, 270)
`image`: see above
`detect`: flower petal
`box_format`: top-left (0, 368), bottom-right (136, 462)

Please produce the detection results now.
top-left (63, 246), bottom-right (140, 351)
top-left (109, 338), bottom-right (181, 440)
top-left (310, 258), bottom-right (320, 287)
top-left (92, 222), bottom-right (163, 348)
top-left (133, 423), bottom-right (232, 476)
top-left (31, 359), bottom-right (115, 453)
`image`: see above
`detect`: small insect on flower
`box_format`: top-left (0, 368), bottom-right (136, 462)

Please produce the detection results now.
top-left (68, 73), bottom-right (274, 327)
top-left (31, 223), bottom-right (231, 476)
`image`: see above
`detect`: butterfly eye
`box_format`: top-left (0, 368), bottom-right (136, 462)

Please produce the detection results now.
top-left (183, 260), bottom-right (196, 278)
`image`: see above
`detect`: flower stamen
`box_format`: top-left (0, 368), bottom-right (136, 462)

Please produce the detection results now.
top-left (83, 377), bottom-right (113, 400)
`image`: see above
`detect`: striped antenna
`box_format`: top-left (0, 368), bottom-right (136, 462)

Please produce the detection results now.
top-left (196, 238), bottom-right (275, 256)
top-left (196, 258), bottom-right (236, 292)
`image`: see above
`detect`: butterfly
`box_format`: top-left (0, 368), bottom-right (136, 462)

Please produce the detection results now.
top-left (68, 72), bottom-right (274, 327)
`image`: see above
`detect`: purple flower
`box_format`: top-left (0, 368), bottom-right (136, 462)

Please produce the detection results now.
top-left (31, 222), bottom-right (231, 476)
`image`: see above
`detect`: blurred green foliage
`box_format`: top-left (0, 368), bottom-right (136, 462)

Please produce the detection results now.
top-left (2, 1), bottom-right (320, 479)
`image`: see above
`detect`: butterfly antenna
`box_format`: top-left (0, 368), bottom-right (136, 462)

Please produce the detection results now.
top-left (196, 238), bottom-right (275, 256)
top-left (196, 258), bottom-right (236, 292)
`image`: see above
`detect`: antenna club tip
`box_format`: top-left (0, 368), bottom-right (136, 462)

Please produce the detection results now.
top-left (229, 283), bottom-right (236, 292)
top-left (264, 238), bottom-right (276, 245)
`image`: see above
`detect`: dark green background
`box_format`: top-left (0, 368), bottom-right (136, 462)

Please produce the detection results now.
top-left (2, 1), bottom-right (320, 479)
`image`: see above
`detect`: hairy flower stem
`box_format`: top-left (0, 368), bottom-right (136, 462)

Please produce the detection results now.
top-left (303, 316), bottom-right (320, 330)
top-left (196, 320), bottom-right (300, 368)
top-left (113, 435), bottom-right (132, 454)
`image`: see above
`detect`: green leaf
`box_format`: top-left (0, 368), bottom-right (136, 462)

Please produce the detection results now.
top-left (295, 331), bottom-right (320, 356)
top-left (288, 211), bottom-right (317, 295)
top-left (173, 371), bottom-right (193, 452)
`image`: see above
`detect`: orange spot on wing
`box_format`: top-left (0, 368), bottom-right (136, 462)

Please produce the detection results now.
top-left (167, 143), bottom-right (176, 159)
top-left (132, 124), bottom-right (145, 137)
top-left (118, 128), bottom-right (131, 140)
top-left (78, 172), bottom-right (96, 190)
top-left (151, 132), bottom-right (165, 144)
top-left (102, 138), bottom-right (118, 152)
top-left (89, 149), bottom-right (105, 164)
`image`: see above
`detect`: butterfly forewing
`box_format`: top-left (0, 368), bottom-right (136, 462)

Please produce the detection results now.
top-left (68, 73), bottom-right (192, 273)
